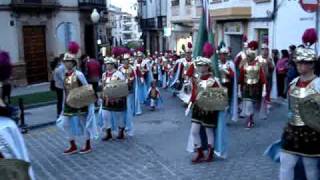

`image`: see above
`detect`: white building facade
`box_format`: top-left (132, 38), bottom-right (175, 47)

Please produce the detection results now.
top-left (209, 0), bottom-right (319, 57)
top-left (138, 0), bottom-right (167, 53)
top-left (121, 13), bottom-right (142, 45)
top-left (166, 0), bottom-right (202, 54)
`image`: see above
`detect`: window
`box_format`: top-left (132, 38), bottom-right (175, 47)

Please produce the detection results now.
top-left (186, 0), bottom-right (192, 5)
top-left (171, 0), bottom-right (179, 6)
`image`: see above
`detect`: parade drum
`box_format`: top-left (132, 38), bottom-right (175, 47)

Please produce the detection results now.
top-left (103, 80), bottom-right (129, 98)
top-left (66, 85), bottom-right (96, 109)
top-left (195, 87), bottom-right (228, 111)
top-left (299, 94), bottom-right (320, 133)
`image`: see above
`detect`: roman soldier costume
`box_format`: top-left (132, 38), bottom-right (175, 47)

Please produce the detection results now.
top-left (218, 47), bottom-right (238, 122)
top-left (239, 41), bottom-right (267, 128)
top-left (118, 53), bottom-right (141, 136)
top-left (256, 43), bottom-right (274, 118)
top-left (234, 35), bottom-right (249, 71)
top-left (57, 42), bottom-right (98, 155)
top-left (135, 51), bottom-right (153, 103)
top-left (170, 42), bottom-right (193, 97)
top-left (101, 57), bottom-right (128, 141)
top-left (185, 56), bottom-right (228, 163)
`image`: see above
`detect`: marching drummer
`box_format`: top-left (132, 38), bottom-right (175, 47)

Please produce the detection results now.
top-left (185, 56), bottom-right (226, 163)
top-left (56, 42), bottom-right (98, 155)
top-left (101, 57), bottom-right (128, 141)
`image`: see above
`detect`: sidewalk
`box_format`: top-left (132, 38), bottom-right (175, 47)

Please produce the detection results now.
top-left (25, 104), bottom-right (57, 129)
top-left (12, 82), bottom-right (50, 96)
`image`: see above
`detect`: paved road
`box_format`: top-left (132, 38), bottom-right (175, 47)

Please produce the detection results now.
top-left (24, 90), bottom-right (287, 180)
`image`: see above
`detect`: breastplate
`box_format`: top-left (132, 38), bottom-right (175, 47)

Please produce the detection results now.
top-left (244, 63), bottom-right (260, 85)
top-left (220, 63), bottom-right (230, 83)
top-left (258, 56), bottom-right (269, 75)
top-left (103, 73), bottom-right (118, 85)
top-left (289, 83), bottom-right (317, 126)
top-left (183, 61), bottom-right (193, 74)
top-left (152, 65), bottom-right (158, 74)
top-left (120, 67), bottom-right (133, 80)
top-left (64, 72), bottom-right (80, 95)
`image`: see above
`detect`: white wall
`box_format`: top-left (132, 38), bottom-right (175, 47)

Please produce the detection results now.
top-left (51, 11), bottom-right (81, 56)
top-left (274, 0), bottom-right (317, 50)
top-left (251, 1), bottom-right (274, 18)
top-left (209, 0), bottom-right (251, 10)
top-left (0, 11), bottom-right (19, 64)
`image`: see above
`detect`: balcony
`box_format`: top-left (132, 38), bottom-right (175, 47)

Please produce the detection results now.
top-left (10, 0), bottom-right (60, 11)
top-left (78, 0), bottom-right (106, 11)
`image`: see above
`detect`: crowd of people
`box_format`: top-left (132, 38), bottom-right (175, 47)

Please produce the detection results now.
top-left (0, 27), bottom-right (319, 180)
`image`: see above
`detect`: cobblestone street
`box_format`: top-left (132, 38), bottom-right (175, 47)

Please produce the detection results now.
top-left (24, 90), bottom-right (286, 180)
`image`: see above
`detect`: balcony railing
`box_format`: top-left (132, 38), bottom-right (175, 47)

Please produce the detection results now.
top-left (78, 0), bottom-right (106, 10)
top-left (10, 0), bottom-right (60, 10)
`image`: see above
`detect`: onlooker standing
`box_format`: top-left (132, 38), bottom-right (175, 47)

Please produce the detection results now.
top-left (53, 55), bottom-right (65, 117)
top-left (287, 45), bottom-right (299, 87)
top-left (272, 49), bottom-right (280, 65)
top-left (86, 58), bottom-right (101, 93)
top-left (276, 50), bottom-right (289, 99)
top-left (80, 54), bottom-right (89, 76)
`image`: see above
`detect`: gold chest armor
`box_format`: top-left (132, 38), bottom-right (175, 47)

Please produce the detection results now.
top-left (289, 83), bottom-right (317, 126)
top-left (220, 63), bottom-right (230, 83)
top-left (258, 56), bottom-right (270, 75)
top-left (244, 63), bottom-right (260, 85)
top-left (120, 67), bottom-right (133, 80)
top-left (103, 73), bottom-right (119, 85)
top-left (183, 61), bottom-right (193, 74)
top-left (152, 64), bottom-right (158, 73)
top-left (64, 72), bottom-right (80, 95)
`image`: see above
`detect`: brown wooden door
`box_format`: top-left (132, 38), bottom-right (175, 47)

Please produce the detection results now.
top-left (23, 26), bottom-right (48, 84)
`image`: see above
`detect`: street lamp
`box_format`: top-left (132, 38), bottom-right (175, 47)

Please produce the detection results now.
top-left (91, 9), bottom-right (100, 59)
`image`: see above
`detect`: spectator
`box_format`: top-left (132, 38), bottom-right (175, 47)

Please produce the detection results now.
top-left (272, 49), bottom-right (280, 65)
top-left (80, 54), bottom-right (89, 76)
top-left (86, 58), bottom-right (101, 93)
top-left (53, 56), bottom-right (65, 117)
top-left (276, 50), bottom-right (289, 99)
top-left (286, 45), bottom-right (299, 88)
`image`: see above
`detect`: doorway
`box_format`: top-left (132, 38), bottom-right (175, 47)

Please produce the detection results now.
top-left (85, 24), bottom-right (95, 58)
top-left (229, 35), bottom-right (242, 59)
top-left (23, 26), bottom-right (48, 84)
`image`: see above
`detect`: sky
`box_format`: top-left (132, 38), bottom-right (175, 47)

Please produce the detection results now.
top-left (110, 0), bottom-right (137, 16)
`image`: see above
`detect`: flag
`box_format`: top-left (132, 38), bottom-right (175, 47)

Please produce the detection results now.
top-left (193, 0), bottom-right (220, 79)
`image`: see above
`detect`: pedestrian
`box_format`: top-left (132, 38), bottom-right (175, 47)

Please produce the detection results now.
top-left (80, 54), bottom-right (89, 75)
top-left (185, 56), bottom-right (226, 163)
top-left (52, 56), bottom-right (65, 117)
top-left (100, 57), bottom-right (127, 141)
top-left (276, 49), bottom-right (289, 99)
top-left (272, 49), bottom-right (280, 65)
top-left (86, 57), bottom-right (101, 94)
top-left (238, 41), bottom-right (267, 128)
top-left (56, 42), bottom-right (98, 155)
top-left (0, 50), bottom-right (13, 117)
top-left (287, 45), bottom-right (299, 87)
